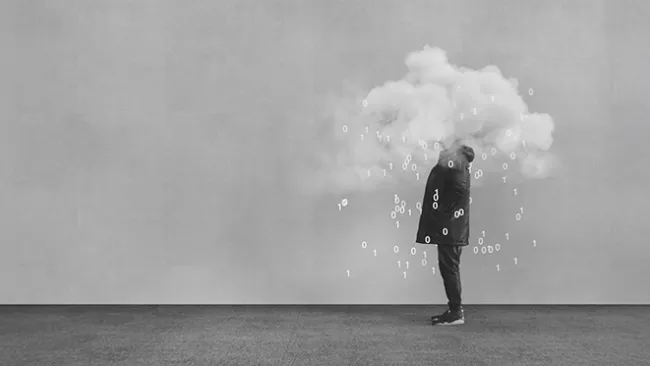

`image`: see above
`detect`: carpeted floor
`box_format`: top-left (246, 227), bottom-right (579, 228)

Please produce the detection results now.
top-left (0, 305), bottom-right (647, 365)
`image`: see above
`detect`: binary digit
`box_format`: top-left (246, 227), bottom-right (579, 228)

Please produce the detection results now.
top-left (478, 237), bottom-right (484, 245)
top-left (411, 247), bottom-right (417, 255)
top-left (496, 265), bottom-right (500, 272)
top-left (473, 247), bottom-right (479, 254)
top-left (513, 188), bottom-right (518, 196)
top-left (482, 153), bottom-right (487, 160)
top-left (425, 236), bottom-right (431, 244)
top-left (529, 88), bottom-right (534, 96)
top-left (495, 243), bottom-right (500, 251)
top-left (342, 125), bottom-right (348, 133)
top-left (503, 163), bottom-right (508, 170)
top-left (448, 160), bottom-right (454, 168)
top-left (442, 228), bottom-right (448, 235)
top-left (394, 246), bottom-right (399, 253)
top-left (361, 241), bottom-right (367, 249)
top-left (406, 261), bottom-right (410, 269)
top-left (362, 100), bottom-right (368, 107)
top-left (373, 249), bottom-right (377, 256)
top-left (514, 257), bottom-right (518, 265)
top-left (433, 202), bottom-right (438, 210)
top-left (422, 259), bottom-right (427, 266)
top-left (516, 213), bottom-right (522, 221)
top-left (397, 260), bottom-right (401, 268)
top-left (346, 270), bottom-right (350, 277)
top-left (390, 211), bottom-right (397, 219)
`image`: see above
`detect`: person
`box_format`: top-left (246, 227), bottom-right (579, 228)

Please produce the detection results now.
top-left (415, 140), bottom-right (475, 326)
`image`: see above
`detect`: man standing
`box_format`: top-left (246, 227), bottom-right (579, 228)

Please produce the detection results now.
top-left (415, 141), bottom-right (475, 326)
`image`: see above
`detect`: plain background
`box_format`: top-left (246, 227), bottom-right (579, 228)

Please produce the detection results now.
top-left (0, 0), bottom-right (648, 304)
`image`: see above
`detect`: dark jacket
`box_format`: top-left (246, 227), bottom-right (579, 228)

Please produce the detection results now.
top-left (415, 145), bottom-right (475, 246)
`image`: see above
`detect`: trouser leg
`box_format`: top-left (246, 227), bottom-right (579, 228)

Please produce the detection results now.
top-left (437, 245), bottom-right (463, 311)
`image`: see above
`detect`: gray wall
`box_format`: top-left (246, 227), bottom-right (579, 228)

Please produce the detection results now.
top-left (0, 0), bottom-right (648, 304)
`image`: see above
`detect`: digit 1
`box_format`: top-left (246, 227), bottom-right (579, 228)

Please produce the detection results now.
top-left (403, 272), bottom-right (407, 279)
top-left (533, 240), bottom-right (537, 247)
top-left (408, 209), bottom-right (412, 216)
top-left (503, 176), bottom-right (507, 183)
top-left (514, 257), bottom-right (518, 265)
top-left (373, 249), bottom-right (377, 256)
top-left (482, 231), bottom-right (485, 237)
top-left (346, 270), bottom-right (350, 277)
top-left (397, 260), bottom-right (401, 268)
top-left (338, 204), bottom-right (342, 211)
top-left (406, 261), bottom-right (409, 269)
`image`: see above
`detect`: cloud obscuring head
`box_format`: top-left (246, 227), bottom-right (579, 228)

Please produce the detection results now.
top-left (293, 46), bottom-right (557, 196)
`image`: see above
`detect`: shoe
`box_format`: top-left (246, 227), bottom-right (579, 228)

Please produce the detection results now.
top-left (431, 308), bottom-right (464, 326)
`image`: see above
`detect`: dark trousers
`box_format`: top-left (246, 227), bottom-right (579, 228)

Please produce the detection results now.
top-left (437, 245), bottom-right (463, 311)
